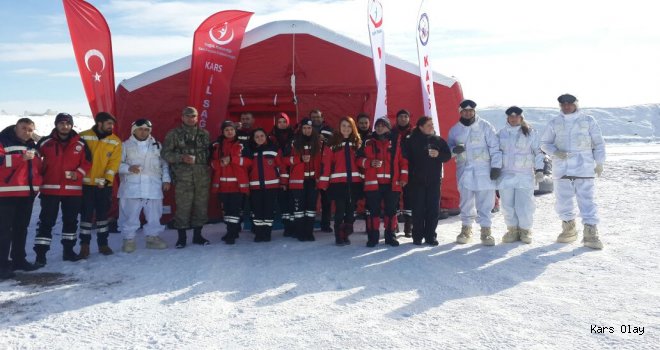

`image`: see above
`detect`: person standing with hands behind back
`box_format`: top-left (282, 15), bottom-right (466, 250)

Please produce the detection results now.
top-left (448, 99), bottom-right (502, 246)
top-left (403, 116), bottom-right (451, 246)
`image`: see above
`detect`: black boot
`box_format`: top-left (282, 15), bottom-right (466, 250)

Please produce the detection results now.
top-left (334, 223), bottom-right (344, 246)
top-left (344, 223), bottom-right (353, 245)
top-left (34, 245), bottom-right (48, 267)
top-left (0, 266), bottom-right (15, 280)
top-left (176, 229), bottom-right (187, 249)
top-left (225, 224), bottom-right (237, 245)
top-left (384, 230), bottom-right (400, 247)
top-left (61, 241), bottom-right (81, 262)
top-left (305, 217), bottom-right (316, 241)
top-left (404, 216), bottom-right (412, 238)
top-left (366, 230), bottom-right (379, 248)
top-left (192, 226), bottom-right (210, 245)
top-left (12, 260), bottom-right (41, 272)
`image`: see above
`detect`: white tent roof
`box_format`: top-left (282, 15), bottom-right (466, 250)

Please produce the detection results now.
top-left (119, 20), bottom-right (457, 92)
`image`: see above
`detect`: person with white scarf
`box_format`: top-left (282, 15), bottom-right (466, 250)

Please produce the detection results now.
top-left (496, 106), bottom-right (545, 244)
top-left (540, 94), bottom-right (606, 249)
top-left (118, 119), bottom-right (171, 252)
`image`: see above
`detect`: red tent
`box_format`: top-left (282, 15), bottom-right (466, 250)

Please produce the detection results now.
top-left (115, 20), bottom-right (463, 217)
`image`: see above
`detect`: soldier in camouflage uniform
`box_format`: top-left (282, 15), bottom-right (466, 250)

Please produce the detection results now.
top-left (161, 107), bottom-right (211, 248)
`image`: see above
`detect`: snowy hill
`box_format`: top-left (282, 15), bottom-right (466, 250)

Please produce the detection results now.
top-left (1, 104), bottom-right (659, 141)
top-left (479, 104), bottom-right (660, 142)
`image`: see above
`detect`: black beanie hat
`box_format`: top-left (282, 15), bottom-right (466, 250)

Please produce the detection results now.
top-left (459, 99), bottom-right (477, 111)
top-left (557, 94), bottom-right (577, 104)
top-left (220, 120), bottom-right (235, 131)
top-left (95, 111), bottom-right (116, 123)
top-left (54, 112), bottom-right (74, 126)
top-left (374, 116), bottom-right (391, 129)
top-left (505, 106), bottom-right (524, 116)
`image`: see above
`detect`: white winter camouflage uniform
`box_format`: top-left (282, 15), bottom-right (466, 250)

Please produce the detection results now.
top-left (448, 116), bottom-right (502, 227)
top-left (497, 124), bottom-right (544, 229)
top-left (118, 135), bottom-right (171, 239)
top-left (540, 110), bottom-right (606, 225)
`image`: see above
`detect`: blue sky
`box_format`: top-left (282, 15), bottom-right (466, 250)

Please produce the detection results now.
top-left (1, 0), bottom-right (659, 115)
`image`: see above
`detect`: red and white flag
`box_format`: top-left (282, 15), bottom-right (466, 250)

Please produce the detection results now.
top-left (416, 0), bottom-right (440, 134)
top-left (189, 10), bottom-right (253, 132)
top-left (62, 0), bottom-right (116, 116)
top-left (367, 0), bottom-right (387, 127)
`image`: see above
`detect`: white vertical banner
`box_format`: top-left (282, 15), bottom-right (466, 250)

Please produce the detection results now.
top-left (416, 0), bottom-right (440, 134)
top-left (368, 0), bottom-right (387, 128)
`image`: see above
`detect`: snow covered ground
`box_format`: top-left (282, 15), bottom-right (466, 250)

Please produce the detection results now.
top-left (0, 142), bottom-right (658, 349)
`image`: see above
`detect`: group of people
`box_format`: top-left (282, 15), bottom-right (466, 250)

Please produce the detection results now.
top-left (0, 93), bottom-right (606, 280)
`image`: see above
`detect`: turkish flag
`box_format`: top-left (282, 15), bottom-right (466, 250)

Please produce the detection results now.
top-left (63, 0), bottom-right (116, 116)
top-left (189, 10), bottom-right (253, 135)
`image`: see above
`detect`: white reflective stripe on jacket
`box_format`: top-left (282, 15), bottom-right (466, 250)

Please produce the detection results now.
top-left (497, 124), bottom-right (544, 189)
top-left (540, 110), bottom-right (606, 179)
top-left (118, 135), bottom-right (171, 199)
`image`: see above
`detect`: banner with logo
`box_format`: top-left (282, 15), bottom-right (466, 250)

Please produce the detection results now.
top-left (189, 10), bottom-right (253, 131)
top-left (62, 0), bottom-right (116, 116)
top-left (416, 0), bottom-right (440, 134)
top-left (367, 0), bottom-right (387, 127)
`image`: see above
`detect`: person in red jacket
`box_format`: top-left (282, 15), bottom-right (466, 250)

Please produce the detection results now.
top-left (269, 112), bottom-right (295, 237)
top-left (391, 109), bottom-right (414, 237)
top-left (247, 128), bottom-right (281, 242)
top-left (359, 117), bottom-right (408, 247)
top-left (318, 116), bottom-right (363, 246)
top-left (33, 113), bottom-right (91, 266)
top-left (0, 118), bottom-right (42, 279)
top-left (210, 121), bottom-right (250, 245)
top-left (285, 118), bottom-right (322, 241)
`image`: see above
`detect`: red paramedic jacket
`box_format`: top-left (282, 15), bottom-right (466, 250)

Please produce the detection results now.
top-left (318, 140), bottom-right (363, 190)
top-left (210, 138), bottom-right (250, 194)
top-left (359, 135), bottom-right (408, 192)
top-left (0, 125), bottom-right (42, 198)
top-left (284, 140), bottom-right (322, 190)
top-left (37, 129), bottom-right (91, 196)
top-left (247, 143), bottom-right (282, 190)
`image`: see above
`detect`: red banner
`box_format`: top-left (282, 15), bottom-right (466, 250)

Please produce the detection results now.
top-left (189, 10), bottom-right (253, 132)
top-left (62, 0), bottom-right (116, 116)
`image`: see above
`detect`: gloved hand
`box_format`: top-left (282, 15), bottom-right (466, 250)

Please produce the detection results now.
top-left (452, 145), bottom-right (465, 154)
top-left (535, 170), bottom-right (545, 182)
top-left (554, 151), bottom-right (568, 159)
top-left (595, 163), bottom-right (603, 177)
top-left (490, 167), bottom-right (501, 180)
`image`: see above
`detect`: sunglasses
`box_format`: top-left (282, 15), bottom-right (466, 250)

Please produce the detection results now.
top-left (132, 118), bottom-right (152, 128)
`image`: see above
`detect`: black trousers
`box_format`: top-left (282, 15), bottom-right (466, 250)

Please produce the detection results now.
top-left (220, 192), bottom-right (243, 237)
top-left (365, 185), bottom-right (400, 232)
top-left (401, 185), bottom-right (413, 218)
top-left (319, 189), bottom-right (332, 228)
top-left (291, 179), bottom-right (318, 239)
top-left (410, 182), bottom-right (441, 242)
top-left (250, 188), bottom-right (277, 239)
top-left (79, 186), bottom-right (112, 246)
top-left (35, 194), bottom-right (81, 251)
top-left (0, 196), bottom-right (35, 267)
top-left (329, 182), bottom-right (361, 226)
top-left (277, 188), bottom-right (293, 230)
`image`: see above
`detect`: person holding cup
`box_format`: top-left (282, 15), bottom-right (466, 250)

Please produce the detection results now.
top-left (33, 113), bottom-right (91, 266)
top-left (402, 116), bottom-right (452, 246)
top-left (117, 118), bottom-right (171, 253)
top-left (162, 107), bottom-right (211, 248)
top-left (0, 118), bottom-right (43, 279)
top-left (448, 99), bottom-right (503, 246)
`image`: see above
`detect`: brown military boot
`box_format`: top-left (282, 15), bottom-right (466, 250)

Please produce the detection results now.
top-left (99, 245), bottom-right (114, 256)
top-left (78, 243), bottom-right (90, 259)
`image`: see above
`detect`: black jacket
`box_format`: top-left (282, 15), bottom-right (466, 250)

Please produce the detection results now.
top-left (403, 128), bottom-right (451, 186)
